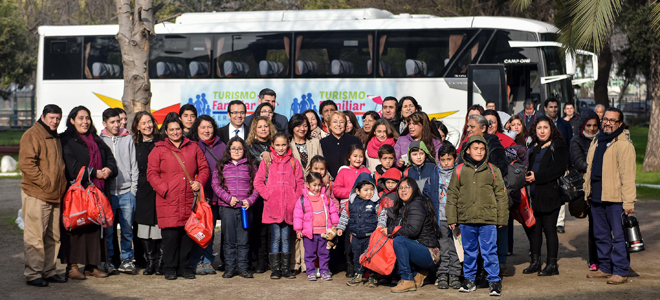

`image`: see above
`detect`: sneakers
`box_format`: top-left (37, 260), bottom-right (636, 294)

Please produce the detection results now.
top-left (556, 226), bottom-right (565, 233)
top-left (436, 273), bottom-right (449, 289)
top-left (321, 272), bottom-right (333, 281)
top-left (390, 280), bottom-right (416, 293)
top-left (489, 281), bottom-right (502, 296)
top-left (607, 275), bottom-right (628, 284)
top-left (222, 270), bottom-right (237, 278)
top-left (449, 274), bottom-right (462, 289)
top-left (308, 274), bottom-right (317, 281)
top-left (586, 270), bottom-right (612, 279)
top-left (164, 270), bottom-right (177, 280)
top-left (104, 262), bottom-right (119, 275)
top-left (347, 274), bottom-right (363, 286)
top-left (205, 263), bottom-right (216, 275)
top-left (459, 280), bottom-right (476, 293)
top-left (589, 264), bottom-right (599, 271)
top-left (118, 259), bottom-right (137, 275)
top-left (239, 270), bottom-right (254, 278)
top-left (195, 263), bottom-right (208, 275)
top-left (366, 277), bottom-right (378, 288)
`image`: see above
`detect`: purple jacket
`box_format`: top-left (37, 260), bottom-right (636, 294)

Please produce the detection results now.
top-left (198, 137), bottom-right (226, 205)
top-left (394, 134), bottom-right (444, 163)
top-left (212, 158), bottom-right (259, 208)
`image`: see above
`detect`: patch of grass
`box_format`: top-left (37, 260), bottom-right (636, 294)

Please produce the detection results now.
top-left (4, 218), bottom-right (16, 226)
top-left (0, 130), bottom-right (25, 146)
top-left (637, 186), bottom-right (660, 200)
top-left (0, 175), bottom-right (22, 179)
top-left (629, 127), bottom-right (660, 185)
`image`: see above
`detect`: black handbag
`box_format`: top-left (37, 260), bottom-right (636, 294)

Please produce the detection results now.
top-left (558, 167), bottom-right (585, 202)
top-left (569, 195), bottom-right (589, 219)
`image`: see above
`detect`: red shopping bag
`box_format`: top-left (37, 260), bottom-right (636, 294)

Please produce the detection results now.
top-left (185, 189), bottom-right (214, 248)
top-left (86, 171), bottom-right (114, 228)
top-left (62, 167), bottom-right (92, 231)
top-left (358, 226), bottom-right (400, 275)
top-left (512, 187), bottom-right (536, 227)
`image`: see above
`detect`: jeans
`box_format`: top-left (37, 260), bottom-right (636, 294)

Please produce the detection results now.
top-left (220, 207), bottom-right (251, 272)
top-left (105, 192), bottom-right (136, 261)
top-left (461, 224), bottom-right (500, 283)
top-left (191, 204), bottom-right (218, 266)
top-left (304, 234), bottom-right (330, 276)
top-left (270, 222), bottom-right (291, 253)
top-left (591, 202), bottom-right (629, 276)
top-left (393, 236), bottom-right (436, 281)
top-left (351, 236), bottom-right (371, 275)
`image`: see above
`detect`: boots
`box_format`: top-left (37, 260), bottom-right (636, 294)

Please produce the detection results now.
top-left (142, 240), bottom-right (157, 275)
top-left (523, 254), bottom-right (542, 274)
top-left (345, 252), bottom-right (355, 278)
top-left (269, 253), bottom-right (281, 279)
top-left (66, 264), bottom-right (86, 280)
top-left (255, 257), bottom-right (267, 274)
top-left (281, 252), bottom-right (296, 279)
top-left (538, 258), bottom-right (559, 276)
top-left (155, 240), bottom-right (164, 275)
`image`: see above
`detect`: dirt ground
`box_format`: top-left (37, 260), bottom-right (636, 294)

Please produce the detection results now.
top-left (1, 178), bottom-right (660, 299)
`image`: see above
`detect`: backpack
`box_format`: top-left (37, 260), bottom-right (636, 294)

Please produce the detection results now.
top-left (502, 145), bottom-right (528, 194)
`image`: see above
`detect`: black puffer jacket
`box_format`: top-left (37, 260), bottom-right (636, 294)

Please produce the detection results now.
top-left (388, 197), bottom-right (440, 249)
top-left (528, 138), bottom-right (570, 213)
top-left (135, 135), bottom-right (163, 226)
top-left (570, 110), bottom-right (600, 173)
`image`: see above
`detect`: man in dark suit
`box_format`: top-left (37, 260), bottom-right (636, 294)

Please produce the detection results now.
top-left (543, 97), bottom-right (573, 234)
top-left (244, 88), bottom-right (288, 132)
top-left (219, 100), bottom-right (248, 143)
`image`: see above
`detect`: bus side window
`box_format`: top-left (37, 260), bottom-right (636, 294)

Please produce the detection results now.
top-left (44, 37), bottom-right (83, 80)
top-left (215, 33), bottom-right (290, 78)
top-left (293, 31), bottom-right (373, 78)
top-left (83, 36), bottom-right (122, 79)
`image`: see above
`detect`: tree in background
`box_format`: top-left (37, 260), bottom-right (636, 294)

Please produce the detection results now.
top-left (514, 0), bottom-right (660, 171)
top-left (0, 0), bottom-right (35, 100)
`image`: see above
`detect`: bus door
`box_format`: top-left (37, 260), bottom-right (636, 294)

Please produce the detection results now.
top-left (505, 64), bottom-right (540, 114)
top-left (467, 64), bottom-right (507, 111)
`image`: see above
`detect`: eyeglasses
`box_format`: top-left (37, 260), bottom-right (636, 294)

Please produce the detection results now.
top-left (602, 118), bottom-right (620, 125)
top-left (399, 185), bottom-right (412, 190)
top-left (230, 148), bottom-right (244, 152)
top-left (229, 111), bottom-right (246, 116)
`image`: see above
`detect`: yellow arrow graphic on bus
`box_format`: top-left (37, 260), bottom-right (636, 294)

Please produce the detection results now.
top-left (427, 110), bottom-right (459, 120)
top-left (93, 92), bottom-right (156, 113)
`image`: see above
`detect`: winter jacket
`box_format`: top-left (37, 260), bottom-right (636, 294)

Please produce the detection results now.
top-left (293, 187), bottom-right (339, 240)
top-left (552, 116), bottom-right (574, 144)
top-left (431, 164), bottom-right (455, 222)
top-left (248, 139), bottom-right (270, 166)
top-left (135, 135), bottom-right (163, 226)
top-left (377, 167), bottom-right (402, 226)
top-left (319, 133), bottom-right (362, 178)
top-left (290, 137), bottom-right (324, 175)
top-left (517, 110), bottom-right (543, 130)
top-left (333, 165), bottom-right (371, 200)
top-left (254, 150), bottom-right (305, 225)
top-left (100, 128), bottom-right (139, 196)
top-left (388, 197), bottom-right (440, 249)
top-left (337, 173), bottom-right (387, 237)
top-left (212, 158), bottom-right (259, 208)
top-left (584, 129), bottom-right (636, 211)
top-left (18, 120), bottom-right (67, 203)
top-left (446, 135), bottom-right (508, 226)
top-left (496, 131), bottom-right (516, 148)
top-left (394, 134), bottom-right (443, 165)
top-left (570, 110), bottom-right (600, 173)
top-left (527, 138), bottom-right (570, 213)
top-left (404, 141), bottom-right (440, 221)
top-left (458, 134), bottom-right (508, 177)
top-left (60, 127), bottom-right (118, 200)
top-left (147, 137), bottom-right (210, 228)
top-left (197, 137), bottom-right (226, 204)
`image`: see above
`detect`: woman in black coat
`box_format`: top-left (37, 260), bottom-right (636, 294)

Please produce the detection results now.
top-left (131, 111), bottom-right (164, 275)
top-left (60, 106), bottom-right (118, 279)
top-left (523, 116), bottom-right (569, 277)
top-left (386, 177), bottom-right (441, 293)
top-left (569, 109), bottom-right (601, 271)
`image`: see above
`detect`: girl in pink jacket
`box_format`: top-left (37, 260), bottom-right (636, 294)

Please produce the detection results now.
top-left (294, 172), bottom-right (339, 281)
top-left (333, 144), bottom-right (370, 202)
top-left (254, 132), bottom-right (305, 280)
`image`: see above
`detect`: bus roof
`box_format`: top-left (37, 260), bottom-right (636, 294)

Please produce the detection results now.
top-left (37, 8), bottom-right (558, 36)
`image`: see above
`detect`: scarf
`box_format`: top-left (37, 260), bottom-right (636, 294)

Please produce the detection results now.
top-left (270, 145), bottom-right (293, 164)
top-left (583, 130), bottom-right (599, 140)
top-left (464, 153), bottom-right (484, 169)
top-left (38, 119), bottom-right (58, 138)
top-left (591, 125), bottom-right (625, 182)
top-left (366, 136), bottom-right (396, 158)
top-left (203, 136), bottom-right (216, 147)
top-left (79, 132), bottom-right (104, 191)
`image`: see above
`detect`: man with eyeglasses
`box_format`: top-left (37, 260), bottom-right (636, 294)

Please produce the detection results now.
top-left (245, 88), bottom-right (288, 132)
top-left (220, 100), bottom-right (248, 143)
top-left (583, 107), bottom-right (636, 285)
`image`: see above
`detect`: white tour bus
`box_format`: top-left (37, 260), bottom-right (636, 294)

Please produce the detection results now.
top-left (37, 8), bottom-right (596, 144)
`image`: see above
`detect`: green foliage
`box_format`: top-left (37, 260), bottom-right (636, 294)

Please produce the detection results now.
top-left (0, 130), bottom-right (25, 146)
top-left (636, 186), bottom-right (660, 200)
top-left (629, 126), bottom-right (660, 185)
top-left (0, 0), bottom-right (35, 99)
top-left (616, 0), bottom-right (660, 80)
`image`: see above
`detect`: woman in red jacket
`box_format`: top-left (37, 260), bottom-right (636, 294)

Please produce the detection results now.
top-left (147, 113), bottom-right (210, 280)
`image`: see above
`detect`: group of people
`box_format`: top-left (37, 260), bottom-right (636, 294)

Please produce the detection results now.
top-left (19, 88), bottom-right (637, 297)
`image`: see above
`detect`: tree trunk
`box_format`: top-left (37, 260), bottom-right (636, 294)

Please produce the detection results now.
top-left (594, 40), bottom-right (613, 107)
top-left (617, 77), bottom-right (632, 105)
top-left (642, 52), bottom-right (660, 171)
top-left (116, 0), bottom-right (154, 125)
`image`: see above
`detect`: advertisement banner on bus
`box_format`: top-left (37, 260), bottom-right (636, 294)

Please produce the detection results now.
top-left (181, 81), bottom-right (395, 127)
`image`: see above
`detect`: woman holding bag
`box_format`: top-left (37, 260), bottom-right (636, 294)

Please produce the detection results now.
top-left (60, 106), bottom-right (117, 279)
top-left (147, 113), bottom-right (210, 280)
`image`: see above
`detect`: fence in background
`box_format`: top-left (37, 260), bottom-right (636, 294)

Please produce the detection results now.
top-left (0, 89), bottom-right (35, 130)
